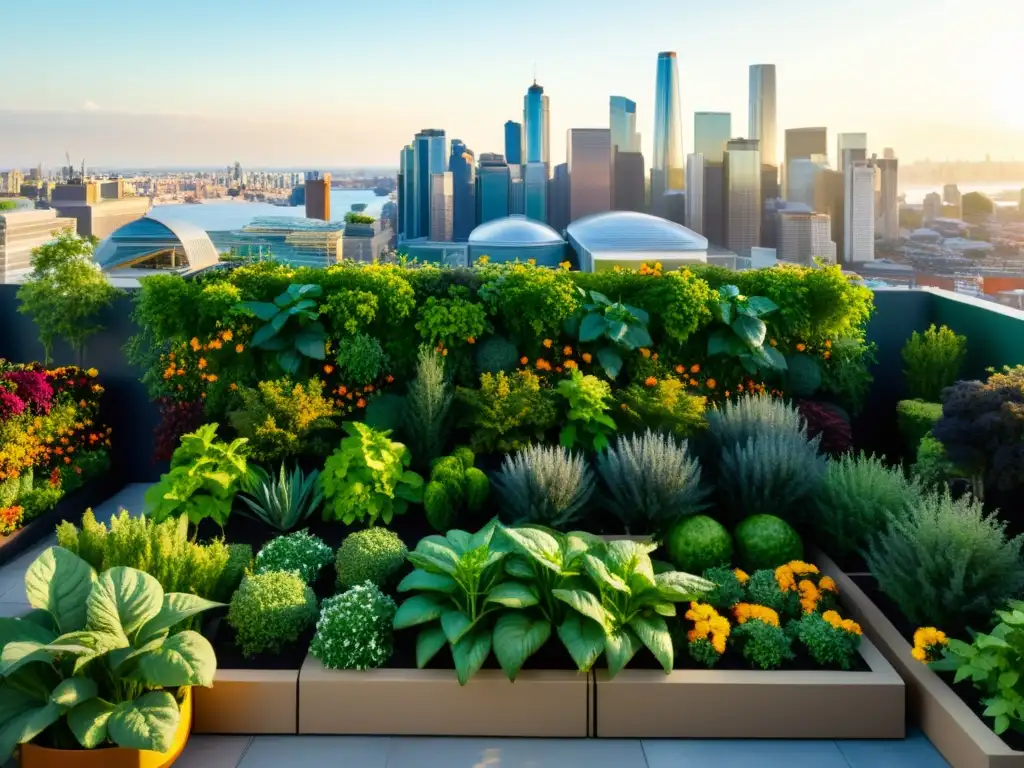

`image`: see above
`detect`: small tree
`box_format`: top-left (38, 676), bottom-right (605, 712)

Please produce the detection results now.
top-left (962, 191), bottom-right (995, 221)
top-left (16, 229), bottom-right (117, 364)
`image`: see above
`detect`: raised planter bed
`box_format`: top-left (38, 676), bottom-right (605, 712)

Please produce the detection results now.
top-left (594, 635), bottom-right (903, 739)
top-left (193, 668), bottom-right (299, 735)
top-left (298, 655), bottom-right (592, 737)
top-left (817, 549), bottom-right (1024, 768)
top-left (0, 474), bottom-right (122, 567)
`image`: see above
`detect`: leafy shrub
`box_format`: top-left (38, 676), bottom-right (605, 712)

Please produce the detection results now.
top-left (866, 490), bottom-right (1024, 629)
top-left (555, 370), bottom-right (616, 451)
top-left (320, 421), bottom-right (424, 526)
top-left (705, 393), bottom-right (805, 453)
top-left (475, 335), bottom-right (519, 374)
top-left (415, 288), bottom-right (489, 350)
top-left (335, 332), bottom-right (388, 386)
top-left (793, 611), bottom-right (862, 670)
top-left (321, 288), bottom-right (378, 336)
top-left (228, 378), bottom-right (336, 462)
top-left (18, 485), bottom-right (62, 522)
top-left (819, 336), bottom-right (876, 416)
top-left (897, 399), bottom-right (943, 459)
top-left (239, 463), bottom-right (323, 532)
top-left (227, 570), bottom-right (318, 657)
top-left (478, 262), bottom-right (580, 342)
top-left (566, 289), bottom-right (653, 380)
top-left (734, 514), bottom-right (803, 570)
top-left (615, 379), bottom-right (707, 438)
top-left (702, 566), bottom-right (747, 612)
top-left (457, 370), bottom-right (557, 454)
top-left (405, 347), bottom-right (453, 467)
top-left (213, 543), bottom-right (253, 602)
top-left (311, 583), bottom-right (397, 670)
top-left (902, 324), bottom-right (967, 402)
top-left (666, 515), bottom-right (732, 574)
top-left (596, 430), bottom-right (709, 535)
top-left (746, 569), bottom-right (792, 616)
top-left (812, 453), bottom-right (922, 559)
top-left (423, 449), bottom-right (490, 532)
top-left (153, 398), bottom-right (206, 463)
top-left (364, 393), bottom-right (406, 433)
top-left (798, 400), bottom-right (852, 456)
top-left (3, 370), bottom-right (53, 414)
top-left (254, 530), bottom-right (334, 584)
top-left (240, 283), bottom-right (327, 376)
top-left (786, 354), bottom-right (822, 397)
top-left (335, 527), bottom-right (408, 589)
top-left (732, 612), bottom-right (793, 670)
top-left (705, 285), bottom-right (786, 377)
top-left (913, 434), bottom-right (960, 490)
top-left (493, 444), bottom-right (595, 529)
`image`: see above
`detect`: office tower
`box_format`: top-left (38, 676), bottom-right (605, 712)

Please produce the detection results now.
top-left (1, 169), bottom-right (24, 195)
top-left (724, 139), bottom-right (762, 258)
top-left (923, 192), bottom-right (943, 223)
top-left (429, 172), bottom-right (454, 242)
top-left (568, 129), bottom-right (612, 222)
top-left (652, 52), bottom-right (685, 202)
top-left (703, 164), bottom-right (726, 247)
top-left (548, 163), bottom-right (570, 233)
top-left (943, 183), bottom-right (961, 206)
top-left (787, 155), bottom-right (829, 208)
top-left (524, 81), bottom-right (550, 165)
top-left (876, 152), bottom-right (900, 240)
top-left (411, 129), bottom-right (448, 239)
top-left (685, 153), bottom-right (705, 234)
top-left (449, 140), bottom-right (476, 241)
top-left (504, 121), bottom-right (523, 166)
top-left (749, 65), bottom-right (778, 168)
top-left (837, 133), bottom-right (868, 260)
top-left (398, 145), bottom-right (415, 240)
top-left (612, 150), bottom-right (645, 212)
top-left (784, 127), bottom-right (828, 196)
top-left (693, 112), bottom-right (731, 164)
top-left (476, 153), bottom-right (511, 224)
top-left (778, 211), bottom-right (836, 265)
top-left (848, 160), bottom-right (877, 262)
top-left (510, 178), bottom-right (525, 215)
top-left (525, 162), bottom-right (548, 223)
top-left (610, 96), bottom-right (640, 153)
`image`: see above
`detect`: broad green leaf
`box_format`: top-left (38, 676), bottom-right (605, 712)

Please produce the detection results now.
top-left (0, 679), bottom-right (50, 723)
top-left (277, 348), bottom-right (302, 376)
top-left (135, 630), bottom-right (217, 688)
top-left (501, 527), bottom-right (562, 573)
top-left (485, 581), bottom-right (539, 609)
top-left (20, 610), bottom-right (56, 633)
top-left (67, 698), bottom-right (115, 749)
top-left (731, 314), bottom-right (767, 350)
top-left (621, 325), bottom-right (653, 350)
top-left (560, 423), bottom-right (578, 449)
top-left (294, 330), bottom-right (327, 360)
top-left (624, 304), bottom-right (649, 324)
top-left (579, 313), bottom-right (607, 343)
top-left (270, 311), bottom-right (291, 332)
top-left (136, 593), bottom-right (223, 646)
top-left (655, 571), bottom-right (715, 602)
top-left (707, 328), bottom-right (739, 357)
top-left (604, 627), bottom-right (642, 679)
top-left (106, 691), bottom-right (179, 752)
top-left (606, 319), bottom-right (629, 343)
top-left (441, 610), bottom-right (475, 645)
top-left (397, 570), bottom-right (457, 594)
top-left (494, 613), bottom-right (551, 681)
top-left (745, 296), bottom-right (779, 315)
top-left (393, 595), bottom-right (445, 630)
top-left (87, 567), bottom-right (164, 646)
top-left (652, 602), bottom-right (677, 617)
top-left (604, 540), bottom-right (658, 582)
top-left (0, 641), bottom-right (93, 678)
top-left (583, 554), bottom-right (630, 594)
top-left (239, 301), bottom-right (279, 321)
top-left (720, 284), bottom-right (740, 299)
top-left (0, 701), bottom-right (61, 761)
top-left (408, 538), bottom-right (460, 575)
top-left (0, 617), bottom-right (56, 647)
top-left (416, 626), bottom-right (448, 668)
top-left (629, 615), bottom-right (673, 672)
top-left (716, 301), bottom-right (734, 325)
top-left (250, 322), bottom-right (280, 348)
top-left (50, 677), bottom-right (98, 708)
top-left (589, 291), bottom-right (612, 307)
top-left (557, 614), bottom-right (606, 672)
top-left (25, 547), bottom-right (95, 634)
top-left (757, 345), bottom-right (788, 371)
top-left (258, 333), bottom-right (291, 352)
top-left (552, 588), bottom-right (612, 631)
top-left (452, 629), bottom-right (492, 686)
top-left (595, 347), bottom-right (623, 379)
top-left (504, 556), bottom-right (536, 580)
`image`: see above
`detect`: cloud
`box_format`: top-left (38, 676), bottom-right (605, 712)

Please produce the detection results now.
top-left (81, 100), bottom-right (99, 112)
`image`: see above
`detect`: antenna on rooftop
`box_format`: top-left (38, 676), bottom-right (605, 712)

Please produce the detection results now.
top-left (533, 61), bottom-right (537, 85)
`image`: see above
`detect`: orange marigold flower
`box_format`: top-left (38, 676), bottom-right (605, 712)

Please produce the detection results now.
top-left (734, 568), bottom-right (749, 584)
top-left (724, 390), bottom-right (731, 398)
top-left (644, 376), bottom-right (657, 387)
top-left (543, 339), bottom-right (553, 348)
top-left (564, 360), bottom-right (578, 370)
top-left (229, 383), bottom-right (238, 391)
top-left (675, 365), bottom-right (685, 374)
top-left (690, 364), bottom-right (701, 373)
top-left (689, 378), bottom-right (698, 386)
top-left (441, 349), bottom-right (448, 357)
top-left (819, 576), bottom-right (838, 593)
top-left (209, 339), bottom-right (223, 350)
top-left (467, 337), bottom-right (476, 344)
top-left (366, 385), bottom-right (375, 392)
top-left (339, 386), bottom-right (348, 395)
top-left (64, 457), bottom-right (71, 464)
top-left (386, 375), bottom-right (395, 383)
top-left (357, 398), bottom-right (366, 408)
top-left (640, 348), bottom-right (651, 358)
top-left (79, 399), bottom-right (87, 408)
top-left (563, 346), bottom-right (573, 356)
top-left (189, 337), bottom-right (201, 351)
top-left (520, 356), bottom-right (529, 365)
top-left (200, 393), bottom-right (206, 399)
top-left (652, 353), bottom-right (658, 361)
top-left (582, 353), bottom-right (593, 364)
top-left (235, 344), bottom-right (245, 353)
top-left (222, 330), bottom-right (233, 341)
top-left (796, 343), bottom-right (807, 352)
top-left (555, 366), bottom-right (563, 373)
top-left (197, 358), bottom-right (208, 370)
top-left (769, 338), bottom-right (777, 347)
top-left (706, 378), bottom-right (717, 389)
top-left (206, 374), bottom-right (218, 383)
top-left (824, 351), bottom-right (832, 360)
top-left (824, 339), bottom-right (832, 349)
top-left (798, 579), bottom-right (820, 614)
top-left (323, 364), bottom-right (335, 374)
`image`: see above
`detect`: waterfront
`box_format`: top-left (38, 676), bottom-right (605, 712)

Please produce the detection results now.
top-left (900, 182), bottom-right (1024, 206)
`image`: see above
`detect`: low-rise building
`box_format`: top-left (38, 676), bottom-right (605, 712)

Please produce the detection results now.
top-left (0, 209), bottom-right (76, 281)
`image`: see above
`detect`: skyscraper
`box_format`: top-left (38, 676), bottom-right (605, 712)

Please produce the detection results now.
top-left (413, 129), bottom-right (448, 240)
top-left (787, 156), bottom-right (829, 209)
top-left (784, 127), bottom-right (828, 197)
top-left (304, 172), bottom-right (331, 221)
top-left (703, 164), bottom-right (726, 247)
top-left (693, 112), bottom-right (731, 164)
top-left (724, 139), bottom-right (762, 258)
top-left (848, 160), bottom-right (877, 262)
top-left (652, 52), bottom-right (684, 202)
top-left (449, 140), bottom-right (476, 242)
top-left (504, 121), bottom-right (523, 167)
top-left (876, 151), bottom-right (899, 241)
top-left (548, 163), bottom-right (570, 233)
top-left (749, 65), bottom-right (778, 167)
top-left (610, 96), bottom-right (640, 154)
top-left (838, 133), bottom-right (868, 260)
top-left (612, 151), bottom-right (645, 212)
top-left (476, 153), bottom-right (511, 225)
top-left (685, 153), bottom-right (705, 235)
top-left (923, 192), bottom-right (943, 223)
top-left (778, 211), bottom-right (836, 265)
top-left (525, 162), bottom-right (548, 223)
top-left (568, 128), bottom-right (612, 223)
top-left (398, 145), bottom-right (414, 240)
top-left (430, 173), bottom-right (453, 242)
top-left (524, 82), bottom-right (550, 165)
top-left (510, 177), bottom-right (525, 215)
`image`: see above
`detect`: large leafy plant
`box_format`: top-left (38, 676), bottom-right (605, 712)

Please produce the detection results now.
top-left (706, 285), bottom-right (786, 375)
top-left (0, 547), bottom-right (219, 759)
top-left (144, 423), bottom-right (250, 527)
top-left (239, 283), bottom-right (327, 376)
top-left (555, 370), bottom-right (616, 451)
top-left (320, 421), bottom-right (424, 526)
top-left (568, 289), bottom-right (652, 380)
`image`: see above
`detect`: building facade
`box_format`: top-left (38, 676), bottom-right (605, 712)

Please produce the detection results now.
top-left (304, 172), bottom-right (331, 221)
top-left (342, 219), bottom-right (392, 262)
top-left (694, 112), bottom-right (731, 164)
top-left (476, 154), bottom-right (511, 225)
top-left (612, 151), bottom-right (645, 213)
top-left (429, 172), bottom-right (454, 242)
top-left (787, 156), bottom-right (828, 209)
top-left (652, 52), bottom-right (685, 201)
top-left (923, 192), bottom-right (943, 223)
top-left (724, 139), bottom-right (762, 258)
top-left (50, 180), bottom-right (151, 240)
top-left (848, 161), bottom-right (877, 262)
top-left (1, 170), bottom-right (25, 195)
top-left (568, 129), bottom-right (612, 223)
top-left (504, 120), bottom-right (523, 166)
top-left (398, 145), bottom-right (415, 241)
top-left (548, 163), bottom-right (570, 233)
top-left (784, 127), bottom-right (828, 197)
top-left (748, 65), bottom-right (778, 167)
top-left (524, 162), bottom-right (548, 223)
top-left (524, 82), bottom-right (550, 165)
top-left (778, 211), bottom-right (836, 265)
top-left (837, 133), bottom-right (868, 260)
top-left (0, 209), bottom-right (75, 279)
top-left (703, 163), bottom-right (726, 247)
top-left (413, 129), bottom-right (448, 241)
top-left (685, 153), bottom-right (705, 235)
top-left (876, 154), bottom-right (899, 240)
top-left (449, 140), bottom-right (476, 242)
top-left (610, 96), bottom-right (640, 154)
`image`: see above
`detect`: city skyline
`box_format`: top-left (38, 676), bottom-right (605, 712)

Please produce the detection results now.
top-left (2, 0), bottom-right (1022, 169)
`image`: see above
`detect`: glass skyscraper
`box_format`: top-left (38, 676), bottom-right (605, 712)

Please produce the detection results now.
top-left (524, 82), bottom-right (550, 165)
top-left (724, 138), bottom-right (762, 258)
top-left (413, 129), bottom-right (447, 241)
top-left (399, 145), bottom-right (415, 241)
top-left (748, 65), bottom-right (778, 167)
top-left (449, 140), bottom-right (476, 242)
top-left (610, 96), bottom-right (639, 154)
top-left (525, 162), bottom-right (548, 223)
top-left (568, 128), bottom-right (612, 223)
top-left (693, 112), bottom-right (731, 164)
top-left (476, 153), bottom-right (511, 225)
top-left (652, 52), bottom-right (684, 201)
top-left (504, 121), bottom-right (523, 166)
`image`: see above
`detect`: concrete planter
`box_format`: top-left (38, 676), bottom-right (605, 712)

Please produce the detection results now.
top-left (817, 550), bottom-right (1024, 768)
top-left (193, 669), bottom-right (299, 735)
top-left (594, 635), bottom-right (903, 738)
top-left (299, 655), bottom-right (592, 737)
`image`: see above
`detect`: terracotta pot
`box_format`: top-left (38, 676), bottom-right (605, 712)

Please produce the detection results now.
top-left (20, 688), bottom-right (192, 768)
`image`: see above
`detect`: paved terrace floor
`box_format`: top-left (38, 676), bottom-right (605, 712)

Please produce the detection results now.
top-left (1, 484), bottom-right (953, 768)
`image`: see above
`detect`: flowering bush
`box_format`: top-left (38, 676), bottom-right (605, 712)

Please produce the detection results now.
top-left (310, 583), bottom-right (397, 670)
top-left (254, 530), bottom-right (334, 585)
top-left (684, 602), bottom-right (731, 667)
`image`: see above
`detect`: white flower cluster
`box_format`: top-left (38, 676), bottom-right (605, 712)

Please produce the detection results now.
top-left (254, 529), bottom-right (333, 585)
top-left (310, 582), bottom-right (397, 670)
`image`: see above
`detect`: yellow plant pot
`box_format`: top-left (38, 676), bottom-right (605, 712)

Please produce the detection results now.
top-left (20, 688), bottom-right (193, 768)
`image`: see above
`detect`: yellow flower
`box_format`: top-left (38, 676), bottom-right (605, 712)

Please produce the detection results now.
top-left (86, 368), bottom-right (99, 377)
top-left (733, 568), bottom-right (749, 584)
top-left (442, 349), bottom-right (448, 357)
top-left (913, 627), bottom-right (948, 648)
top-left (788, 561), bottom-right (820, 576)
top-left (775, 564), bottom-right (796, 592)
top-left (824, 339), bottom-right (832, 349)
top-left (824, 351), bottom-right (832, 360)
top-left (206, 374), bottom-right (218, 383)
top-left (798, 579), bottom-right (820, 613)
top-left (911, 646), bottom-right (927, 662)
top-left (222, 330), bottom-right (233, 341)
top-left (527, 258), bottom-right (536, 266)
top-left (229, 383), bottom-right (238, 391)
top-left (819, 576), bottom-right (837, 593)
top-left (736, 294), bottom-right (746, 301)
top-left (197, 358), bottom-right (208, 370)
top-left (822, 610), bottom-right (862, 635)
top-left (477, 255), bottom-right (490, 264)
top-left (559, 261), bottom-right (571, 270)
top-left (769, 338), bottom-right (777, 347)
top-left (640, 348), bottom-right (651, 358)
top-left (733, 603), bottom-right (780, 627)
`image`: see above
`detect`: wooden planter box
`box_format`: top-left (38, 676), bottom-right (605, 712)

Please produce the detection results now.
top-left (594, 635), bottom-right (904, 739)
top-left (299, 655), bottom-right (592, 737)
top-left (817, 550), bottom-right (1024, 768)
top-left (193, 669), bottom-right (299, 735)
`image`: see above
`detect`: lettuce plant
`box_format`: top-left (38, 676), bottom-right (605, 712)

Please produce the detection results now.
top-left (0, 547), bottom-right (220, 759)
top-left (144, 423), bottom-right (250, 527)
top-left (320, 421), bottom-right (424, 526)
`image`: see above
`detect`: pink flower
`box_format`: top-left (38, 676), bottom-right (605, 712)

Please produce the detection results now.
top-left (0, 390), bottom-right (26, 420)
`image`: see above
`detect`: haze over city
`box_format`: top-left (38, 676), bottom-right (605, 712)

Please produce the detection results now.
top-left (2, 0), bottom-right (1022, 168)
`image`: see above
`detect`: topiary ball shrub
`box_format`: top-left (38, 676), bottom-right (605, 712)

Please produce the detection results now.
top-left (310, 582), bottom-right (397, 670)
top-left (227, 570), bottom-right (318, 658)
top-left (734, 514), bottom-right (803, 571)
top-left (665, 515), bottom-right (733, 574)
top-left (336, 527), bottom-right (408, 589)
top-left (254, 530), bottom-right (334, 585)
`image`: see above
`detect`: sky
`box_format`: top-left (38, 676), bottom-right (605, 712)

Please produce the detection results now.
top-left (1, 0), bottom-right (1022, 169)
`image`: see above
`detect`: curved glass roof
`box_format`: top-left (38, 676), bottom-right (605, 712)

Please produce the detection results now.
top-left (566, 211), bottom-right (708, 252)
top-left (94, 217), bottom-right (219, 272)
top-left (468, 215), bottom-right (564, 246)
